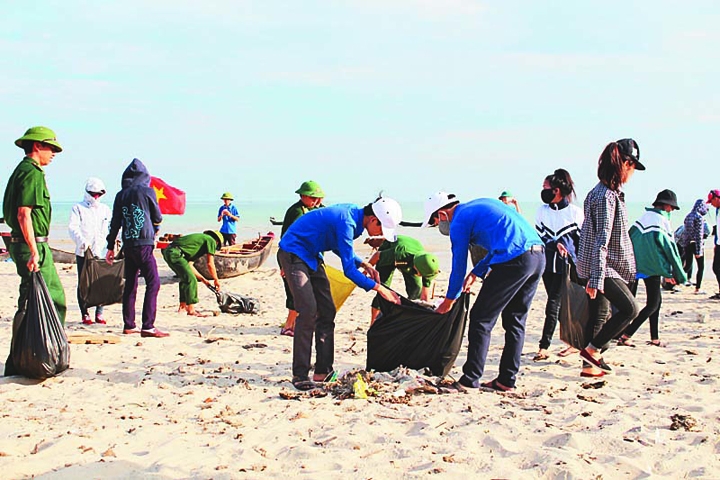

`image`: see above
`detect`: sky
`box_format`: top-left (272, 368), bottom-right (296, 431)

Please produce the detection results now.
top-left (1, 1), bottom-right (718, 209)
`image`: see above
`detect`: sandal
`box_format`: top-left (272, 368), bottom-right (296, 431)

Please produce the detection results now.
top-left (291, 377), bottom-right (317, 391)
top-left (533, 350), bottom-right (550, 362)
top-left (557, 346), bottom-right (579, 357)
top-left (313, 371), bottom-right (336, 383)
top-left (617, 335), bottom-right (636, 347)
top-left (647, 340), bottom-right (667, 348)
top-left (480, 378), bottom-right (515, 392)
top-left (280, 327), bottom-right (294, 337)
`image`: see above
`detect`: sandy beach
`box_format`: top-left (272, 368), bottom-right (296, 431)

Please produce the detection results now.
top-left (0, 242), bottom-right (718, 479)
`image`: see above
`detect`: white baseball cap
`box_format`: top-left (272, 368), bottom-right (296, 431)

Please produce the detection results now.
top-left (422, 191), bottom-right (459, 227)
top-left (371, 197), bottom-right (402, 241)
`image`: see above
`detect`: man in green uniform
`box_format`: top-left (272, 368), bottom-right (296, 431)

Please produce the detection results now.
top-left (368, 234), bottom-right (440, 324)
top-left (279, 180), bottom-right (325, 336)
top-left (4, 126), bottom-right (67, 375)
top-left (162, 230), bottom-right (222, 316)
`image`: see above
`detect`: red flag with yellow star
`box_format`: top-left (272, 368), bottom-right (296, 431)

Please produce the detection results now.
top-left (150, 176), bottom-right (186, 215)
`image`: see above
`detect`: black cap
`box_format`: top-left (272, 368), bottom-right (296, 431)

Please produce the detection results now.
top-left (616, 138), bottom-right (645, 171)
top-left (653, 189), bottom-right (679, 210)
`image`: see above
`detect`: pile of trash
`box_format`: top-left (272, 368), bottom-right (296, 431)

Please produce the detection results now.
top-left (279, 367), bottom-right (465, 402)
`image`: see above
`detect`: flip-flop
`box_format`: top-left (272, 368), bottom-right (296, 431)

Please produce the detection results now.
top-left (557, 346), bottom-right (579, 357)
top-left (313, 371), bottom-right (336, 383)
top-left (533, 352), bottom-right (550, 361)
top-left (647, 340), bottom-right (667, 347)
top-left (480, 379), bottom-right (515, 392)
top-left (292, 377), bottom-right (317, 391)
top-left (580, 370), bottom-right (606, 378)
top-left (617, 336), bottom-right (636, 347)
top-left (280, 327), bottom-right (294, 337)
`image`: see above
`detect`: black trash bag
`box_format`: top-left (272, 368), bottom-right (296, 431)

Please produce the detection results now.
top-left (207, 285), bottom-right (259, 314)
top-left (79, 248), bottom-right (124, 307)
top-left (7, 271), bottom-right (71, 379)
top-left (558, 261), bottom-right (590, 350)
top-left (366, 292), bottom-right (470, 377)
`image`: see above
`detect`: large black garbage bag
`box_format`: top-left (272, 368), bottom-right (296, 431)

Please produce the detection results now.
top-left (558, 262), bottom-right (590, 350)
top-left (207, 285), bottom-right (259, 314)
top-left (79, 249), bottom-right (124, 307)
top-left (367, 293), bottom-right (469, 377)
top-left (9, 271), bottom-right (71, 379)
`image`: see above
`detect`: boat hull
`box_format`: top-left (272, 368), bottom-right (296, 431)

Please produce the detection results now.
top-left (194, 233), bottom-right (274, 280)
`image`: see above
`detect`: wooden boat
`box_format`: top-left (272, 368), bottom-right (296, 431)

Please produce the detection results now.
top-left (50, 247), bottom-right (77, 264)
top-left (270, 216), bottom-right (422, 227)
top-left (194, 232), bottom-right (275, 280)
top-left (0, 232), bottom-right (76, 264)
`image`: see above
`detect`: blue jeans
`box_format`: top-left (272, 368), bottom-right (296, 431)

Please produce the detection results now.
top-left (460, 247), bottom-right (545, 388)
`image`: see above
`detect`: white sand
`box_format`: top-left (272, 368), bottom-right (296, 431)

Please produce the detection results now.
top-left (0, 244), bottom-right (718, 479)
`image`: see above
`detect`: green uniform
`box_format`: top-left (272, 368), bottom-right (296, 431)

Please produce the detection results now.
top-left (371, 235), bottom-right (435, 308)
top-left (162, 233), bottom-right (217, 305)
top-left (3, 157), bottom-right (66, 324)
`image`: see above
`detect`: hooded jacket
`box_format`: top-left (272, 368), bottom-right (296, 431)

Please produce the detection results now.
top-left (682, 199), bottom-right (709, 255)
top-left (69, 177), bottom-right (112, 256)
top-left (106, 159), bottom-right (163, 249)
top-left (629, 207), bottom-right (687, 283)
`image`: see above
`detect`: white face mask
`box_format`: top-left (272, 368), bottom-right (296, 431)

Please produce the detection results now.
top-left (438, 219), bottom-right (451, 236)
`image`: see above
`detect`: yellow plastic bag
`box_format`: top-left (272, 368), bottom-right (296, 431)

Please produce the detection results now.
top-left (325, 265), bottom-right (356, 311)
top-left (353, 373), bottom-right (369, 399)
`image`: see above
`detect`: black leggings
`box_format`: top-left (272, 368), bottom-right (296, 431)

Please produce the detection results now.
top-left (682, 242), bottom-right (704, 289)
top-left (624, 276), bottom-right (662, 340)
top-left (586, 277), bottom-right (640, 350)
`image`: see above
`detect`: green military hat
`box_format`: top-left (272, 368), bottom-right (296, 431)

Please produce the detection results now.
top-left (499, 190), bottom-right (513, 198)
top-left (295, 180), bottom-right (325, 198)
top-left (204, 230), bottom-right (224, 247)
top-left (413, 253), bottom-right (439, 279)
top-left (15, 126), bottom-right (63, 152)
top-left (220, 192), bottom-right (234, 200)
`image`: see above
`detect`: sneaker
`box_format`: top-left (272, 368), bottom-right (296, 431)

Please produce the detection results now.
top-left (95, 314), bottom-right (107, 325)
top-left (81, 314), bottom-right (93, 325)
top-left (140, 328), bottom-right (170, 338)
top-left (122, 327), bottom-right (141, 334)
top-left (710, 293), bottom-right (720, 300)
top-left (695, 289), bottom-right (706, 295)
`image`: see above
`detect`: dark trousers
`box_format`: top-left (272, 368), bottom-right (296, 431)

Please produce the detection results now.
top-left (122, 245), bottom-right (160, 331)
top-left (682, 242), bottom-right (704, 289)
top-left (76, 255), bottom-right (104, 318)
top-left (624, 276), bottom-right (662, 340)
top-left (460, 248), bottom-right (545, 388)
top-left (586, 277), bottom-right (639, 349)
top-left (278, 249), bottom-right (337, 379)
top-left (538, 267), bottom-right (564, 350)
top-left (221, 233), bottom-right (236, 246)
top-left (714, 246), bottom-right (720, 289)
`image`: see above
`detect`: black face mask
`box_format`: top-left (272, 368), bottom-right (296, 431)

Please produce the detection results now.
top-left (540, 188), bottom-right (556, 204)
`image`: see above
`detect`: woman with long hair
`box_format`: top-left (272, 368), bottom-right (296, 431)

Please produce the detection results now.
top-left (533, 169), bottom-right (584, 361)
top-left (576, 139), bottom-right (643, 377)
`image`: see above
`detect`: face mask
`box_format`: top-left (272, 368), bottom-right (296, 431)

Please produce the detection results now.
top-left (438, 219), bottom-right (451, 236)
top-left (84, 192), bottom-right (99, 206)
top-left (540, 188), bottom-right (555, 204)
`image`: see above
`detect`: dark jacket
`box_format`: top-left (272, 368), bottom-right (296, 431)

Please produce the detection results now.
top-left (106, 158), bottom-right (163, 249)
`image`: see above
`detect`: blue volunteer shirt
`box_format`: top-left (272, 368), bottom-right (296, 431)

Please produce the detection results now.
top-left (446, 198), bottom-right (543, 299)
top-left (218, 204), bottom-right (239, 234)
top-left (278, 204), bottom-right (374, 291)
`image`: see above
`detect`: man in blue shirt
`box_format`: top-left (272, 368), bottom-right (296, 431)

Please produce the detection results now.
top-left (278, 198), bottom-right (402, 390)
top-left (423, 192), bottom-right (545, 391)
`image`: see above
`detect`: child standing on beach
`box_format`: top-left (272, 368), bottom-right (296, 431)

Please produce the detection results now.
top-left (217, 192), bottom-right (239, 246)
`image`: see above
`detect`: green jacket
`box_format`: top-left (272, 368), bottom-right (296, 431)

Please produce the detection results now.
top-left (629, 208), bottom-right (687, 283)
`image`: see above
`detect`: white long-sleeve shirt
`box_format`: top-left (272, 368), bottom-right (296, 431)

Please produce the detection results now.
top-left (68, 194), bottom-right (112, 257)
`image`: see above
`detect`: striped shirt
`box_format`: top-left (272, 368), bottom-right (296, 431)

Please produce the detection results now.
top-left (577, 182), bottom-right (636, 289)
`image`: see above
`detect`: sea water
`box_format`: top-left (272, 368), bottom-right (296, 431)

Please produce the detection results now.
top-left (35, 199), bottom-right (657, 272)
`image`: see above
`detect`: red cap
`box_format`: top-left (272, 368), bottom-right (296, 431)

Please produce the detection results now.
top-left (707, 190), bottom-right (720, 203)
